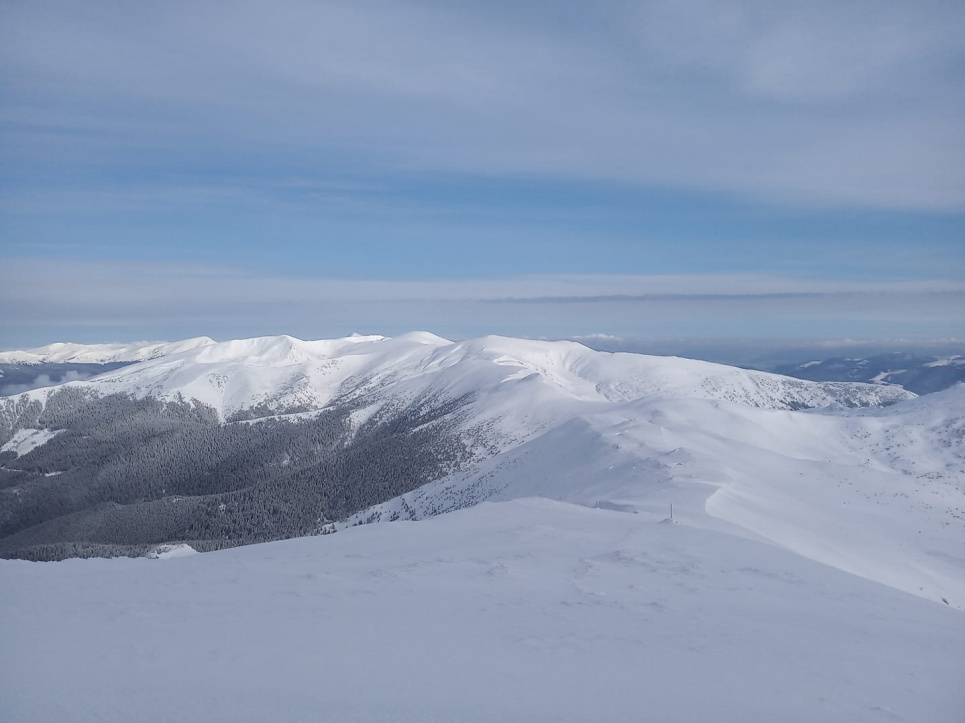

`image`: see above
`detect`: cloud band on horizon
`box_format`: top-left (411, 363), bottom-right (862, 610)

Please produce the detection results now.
top-left (2, 259), bottom-right (962, 348)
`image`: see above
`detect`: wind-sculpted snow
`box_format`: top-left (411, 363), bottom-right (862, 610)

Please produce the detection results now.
top-left (346, 385), bottom-right (965, 610)
top-left (2, 500), bottom-right (963, 723)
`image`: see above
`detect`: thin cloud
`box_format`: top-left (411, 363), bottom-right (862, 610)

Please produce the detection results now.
top-left (1, 259), bottom-right (962, 348)
top-left (565, 334), bottom-right (965, 369)
top-left (0, 370), bottom-right (98, 396)
top-left (2, 1), bottom-right (963, 210)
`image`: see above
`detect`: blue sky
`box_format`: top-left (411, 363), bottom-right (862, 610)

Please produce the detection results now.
top-left (1, 0), bottom-right (963, 349)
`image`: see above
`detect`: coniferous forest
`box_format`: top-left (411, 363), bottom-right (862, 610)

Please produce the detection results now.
top-left (0, 388), bottom-right (472, 560)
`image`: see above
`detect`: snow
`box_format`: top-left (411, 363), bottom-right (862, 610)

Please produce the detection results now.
top-left (1, 333), bottom-right (963, 720)
top-left (924, 356), bottom-right (964, 368)
top-left (9, 333), bottom-right (911, 423)
top-left (145, 543), bottom-right (199, 559)
top-left (0, 428), bottom-right (61, 457)
top-left (1, 499), bottom-right (962, 723)
top-left (346, 385), bottom-right (965, 610)
top-left (0, 337), bottom-right (216, 365)
top-left (1, 335), bottom-right (954, 609)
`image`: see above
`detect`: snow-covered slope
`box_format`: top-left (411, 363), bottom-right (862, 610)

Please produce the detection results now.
top-left (0, 337), bottom-right (216, 364)
top-left (350, 384), bottom-right (964, 608)
top-left (11, 332), bottom-right (911, 423)
top-left (1, 333), bottom-right (962, 721)
top-left (3, 333), bottom-right (959, 609)
top-left (2, 499), bottom-right (963, 723)
top-left (0, 428), bottom-right (62, 457)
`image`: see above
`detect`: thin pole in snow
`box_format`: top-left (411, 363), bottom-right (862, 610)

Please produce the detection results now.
top-left (670, 503), bottom-right (673, 520)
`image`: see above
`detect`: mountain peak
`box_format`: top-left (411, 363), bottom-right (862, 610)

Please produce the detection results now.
top-left (0, 337), bottom-right (217, 365)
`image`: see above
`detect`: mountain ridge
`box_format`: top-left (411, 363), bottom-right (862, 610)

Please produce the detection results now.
top-left (6, 332), bottom-right (914, 421)
top-left (0, 337), bottom-right (217, 365)
top-left (1, 332), bottom-right (960, 614)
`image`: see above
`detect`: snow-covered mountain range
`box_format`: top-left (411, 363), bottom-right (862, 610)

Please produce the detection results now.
top-left (9, 331), bottom-right (912, 417)
top-left (0, 336), bottom-right (216, 365)
top-left (2, 332), bottom-right (960, 603)
top-left (2, 332), bottom-right (963, 721)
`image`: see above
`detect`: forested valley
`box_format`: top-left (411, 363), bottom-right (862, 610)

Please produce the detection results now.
top-left (0, 388), bottom-right (472, 560)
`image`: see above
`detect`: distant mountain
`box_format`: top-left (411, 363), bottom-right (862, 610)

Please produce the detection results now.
top-left (8, 332), bottom-right (910, 418)
top-left (774, 352), bottom-right (965, 395)
top-left (0, 361), bottom-right (133, 396)
top-left (0, 337), bottom-right (216, 365)
top-left (4, 331), bottom-right (962, 618)
top-left (0, 337), bottom-right (219, 396)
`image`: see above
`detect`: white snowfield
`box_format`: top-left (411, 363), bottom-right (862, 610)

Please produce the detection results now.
top-left (350, 383), bottom-right (965, 611)
top-left (144, 543), bottom-right (198, 559)
top-left (0, 332), bottom-right (909, 419)
top-left (73, 332), bottom-right (911, 420)
top-left (1, 500), bottom-right (963, 723)
top-left (1, 333), bottom-right (963, 721)
top-left (0, 336), bottom-right (216, 364)
top-left (0, 427), bottom-right (61, 456)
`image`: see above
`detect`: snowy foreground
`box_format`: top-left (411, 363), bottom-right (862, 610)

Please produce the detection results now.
top-left (2, 498), bottom-right (963, 723)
